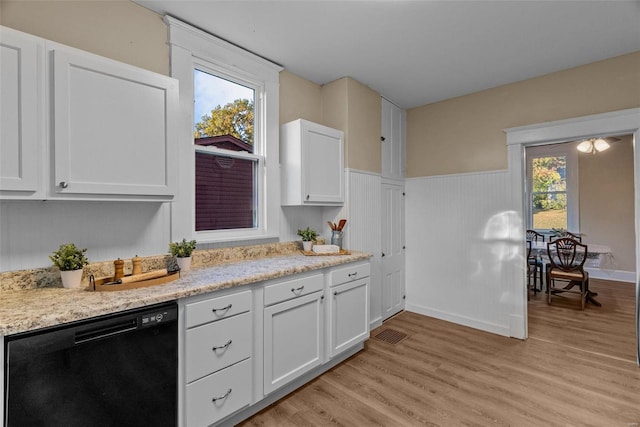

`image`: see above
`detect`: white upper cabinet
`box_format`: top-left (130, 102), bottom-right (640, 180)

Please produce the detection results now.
top-left (49, 43), bottom-right (178, 199)
top-left (0, 27), bottom-right (43, 197)
top-left (381, 97), bottom-right (405, 181)
top-left (0, 26), bottom-right (179, 201)
top-left (280, 119), bottom-right (344, 206)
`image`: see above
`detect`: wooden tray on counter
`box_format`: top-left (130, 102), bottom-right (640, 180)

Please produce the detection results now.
top-left (301, 249), bottom-right (351, 256)
top-left (89, 270), bottom-right (180, 292)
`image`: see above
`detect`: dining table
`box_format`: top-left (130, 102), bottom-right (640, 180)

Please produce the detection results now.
top-left (529, 240), bottom-right (614, 307)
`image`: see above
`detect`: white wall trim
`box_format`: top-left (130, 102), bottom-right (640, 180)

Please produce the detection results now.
top-left (504, 107), bottom-right (640, 364)
top-left (586, 268), bottom-right (635, 283)
top-left (405, 169), bottom-right (508, 182)
top-left (405, 303), bottom-right (511, 337)
top-left (344, 168), bottom-right (381, 177)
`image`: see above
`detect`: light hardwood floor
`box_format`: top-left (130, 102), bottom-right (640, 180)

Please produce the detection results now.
top-left (241, 279), bottom-right (640, 426)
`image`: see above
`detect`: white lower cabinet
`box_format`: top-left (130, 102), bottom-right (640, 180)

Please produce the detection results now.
top-left (183, 290), bottom-right (253, 426)
top-left (329, 278), bottom-right (369, 357)
top-left (263, 276), bottom-right (325, 395)
top-left (180, 261), bottom-right (370, 425)
top-left (185, 358), bottom-right (252, 427)
top-left (328, 263), bottom-right (370, 357)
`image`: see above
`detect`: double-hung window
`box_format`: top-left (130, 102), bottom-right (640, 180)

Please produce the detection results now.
top-left (526, 143), bottom-right (579, 232)
top-left (166, 16), bottom-right (282, 243)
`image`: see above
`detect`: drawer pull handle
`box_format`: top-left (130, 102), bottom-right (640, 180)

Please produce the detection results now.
top-left (348, 272), bottom-right (358, 278)
top-left (212, 304), bottom-right (232, 313)
top-left (291, 285), bottom-right (304, 293)
top-left (212, 388), bottom-right (232, 402)
top-left (212, 340), bottom-right (232, 351)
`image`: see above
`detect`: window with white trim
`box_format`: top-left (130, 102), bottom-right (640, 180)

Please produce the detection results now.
top-left (526, 143), bottom-right (579, 233)
top-left (165, 16), bottom-right (282, 243)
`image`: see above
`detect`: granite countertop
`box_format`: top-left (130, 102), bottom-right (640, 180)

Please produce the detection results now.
top-left (0, 251), bottom-right (371, 336)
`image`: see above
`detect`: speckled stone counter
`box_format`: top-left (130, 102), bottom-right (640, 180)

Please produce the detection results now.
top-left (0, 250), bottom-right (371, 336)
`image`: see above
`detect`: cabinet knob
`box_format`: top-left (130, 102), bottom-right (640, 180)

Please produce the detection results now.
top-left (381, 136), bottom-right (386, 142)
top-left (306, 194), bottom-right (310, 200)
top-left (381, 252), bottom-right (386, 257)
top-left (59, 181), bottom-right (68, 189)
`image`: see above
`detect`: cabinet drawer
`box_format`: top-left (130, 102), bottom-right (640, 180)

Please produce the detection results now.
top-left (264, 273), bottom-right (324, 307)
top-left (185, 358), bottom-right (252, 427)
top-left (330, 262), bottom-right (370, 286)
top-left (185, 290), bottom-right (251, 328)
top-left (185, 312), bottom-right (252, 383)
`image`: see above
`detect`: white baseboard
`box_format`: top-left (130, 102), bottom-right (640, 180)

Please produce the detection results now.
top-left (405, 303), bottom-right (511, 337)
top-left (586, 268), bottom-right (635, 283)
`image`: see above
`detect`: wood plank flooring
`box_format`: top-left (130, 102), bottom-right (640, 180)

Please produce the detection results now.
top-left (241, 279), bottom-right (640, 426)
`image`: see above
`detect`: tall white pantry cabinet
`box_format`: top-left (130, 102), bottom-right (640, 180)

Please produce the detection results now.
top-left (380, 97), bottom-right (406, 321)
top-left (0, 26), bottom-right (178, 201)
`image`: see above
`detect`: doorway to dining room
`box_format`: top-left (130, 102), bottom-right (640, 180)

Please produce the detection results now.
top-left (524, 135), bottom-right (636, 363)
top-left (504, 107), bottom-right (640, 366)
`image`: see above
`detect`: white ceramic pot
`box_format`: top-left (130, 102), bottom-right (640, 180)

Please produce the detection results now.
top-left (60, 269), bottom-right (83, 289)
top-left (302, 241), bottom-right (312, 252)
top-left (176, 256), bottom-right (192, 272)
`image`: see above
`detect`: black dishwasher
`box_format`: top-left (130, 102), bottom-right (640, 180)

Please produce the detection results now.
top-left (4, 301), bottom-right (177, 427)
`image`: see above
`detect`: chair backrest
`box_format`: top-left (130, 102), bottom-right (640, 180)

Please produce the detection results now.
top-left (526, 229), bottom-right (545, 242)
top-left (546, 238), bottom-right (588, 272)
top-left (565, 231), bottom-right (582, 242)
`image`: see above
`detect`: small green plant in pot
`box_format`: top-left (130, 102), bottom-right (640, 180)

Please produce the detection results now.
top-left (169, 238), bottom-right (197, 271)
top-left (49, 243), bottom-right (89, 289)
top-left (297, 227), bottom-right (318, 252)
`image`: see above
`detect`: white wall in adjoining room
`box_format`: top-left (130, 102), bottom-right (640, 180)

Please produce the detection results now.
top-left (405, 170), bottom-right (522, 337)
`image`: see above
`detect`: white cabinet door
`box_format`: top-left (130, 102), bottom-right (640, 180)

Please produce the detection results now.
top-left (281, 119), bottom-right (344, 206)
top-left (50, 44), bottom-right (178, 198)
top-left (0, 27), bottom-right (42, 196)
top-left (381, 182), bottom-right (405, 320)
top-left (381, 98), bottom-right (405, 181)
top-left (329, 278), bottom-right (369, 357)
top-left (263, 291), bottom-right (324, 394)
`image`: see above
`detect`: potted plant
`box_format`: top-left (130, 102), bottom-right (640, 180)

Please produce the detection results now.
top-left (169, 238), bottom-right (197, 271)
top-left (49, 243), bottom-right (89, 289)
top-left (297, 227), bottom-right (318, 252)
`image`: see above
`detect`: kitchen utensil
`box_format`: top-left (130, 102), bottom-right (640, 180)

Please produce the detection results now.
top-left (337, 219), bottom-right (347, 231)
top-left (328, 221), bottom-right (336, 230)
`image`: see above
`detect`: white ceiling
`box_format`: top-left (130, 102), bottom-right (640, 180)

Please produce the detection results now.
top-left (135, 0), bottom-right (640, 109)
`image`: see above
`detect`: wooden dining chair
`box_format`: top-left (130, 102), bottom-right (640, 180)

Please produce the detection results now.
top-left (525, 229), bottom-right (544, 292)
top-left (565, 231), bottom-right (582, 242)
top-left (546, 238), bottom-right (590, 309)
top-left (526, 240), bottom-right (537, 300)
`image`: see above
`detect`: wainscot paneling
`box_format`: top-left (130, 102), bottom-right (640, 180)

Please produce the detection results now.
top-left (405, 170), bottom-right (522, 337)
top-left (0, 200), bottom-right (170, 272)
top-left (344, 170), bottom-right (382, 326)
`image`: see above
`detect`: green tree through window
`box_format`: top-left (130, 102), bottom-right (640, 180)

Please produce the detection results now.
top-left (531, 156), bottom-right (567, 229)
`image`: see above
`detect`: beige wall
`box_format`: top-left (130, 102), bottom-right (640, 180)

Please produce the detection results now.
top-left (579, 136), bottom-right (635, 272)
top-left (407, 51), bottom-right (640, 177)
top-left (1, 0), bottom-right (169, 75)
top-left (279, 70), bottom-right (323, 124)
top-left (321, 77), bottom-right (381, 173)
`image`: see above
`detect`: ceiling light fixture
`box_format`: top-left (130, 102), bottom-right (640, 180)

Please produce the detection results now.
top-left (576, 138), bottom-right (610, 154)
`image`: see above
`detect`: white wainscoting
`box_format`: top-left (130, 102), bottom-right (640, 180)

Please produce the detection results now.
top-left (345, 170), bottom-right (382, 327)
top-left (0, 200), bottom-right (171, 272)
top-left (405, 170), bottom-right (524, 337)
